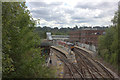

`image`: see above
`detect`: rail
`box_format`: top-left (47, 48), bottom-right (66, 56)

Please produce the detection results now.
top-left (51, 46), bottom-right (84, 79)
top-left (74, 47), bottom-right (119, 79)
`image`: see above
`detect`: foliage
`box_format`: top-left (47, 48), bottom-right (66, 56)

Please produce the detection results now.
top-left (2, 2), bottom-right (55, 78)
top-left (98, 2), bottom-right (119, 71)
top-left (35, 26), bottom-right (108, 39)
top-left (2, 54), bottom-right (14, 76)
top-left (34, 26), bottom-right (70, 39)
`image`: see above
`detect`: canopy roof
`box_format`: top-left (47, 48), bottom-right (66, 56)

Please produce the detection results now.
top-left (40, 42), bottom-right (53, 47)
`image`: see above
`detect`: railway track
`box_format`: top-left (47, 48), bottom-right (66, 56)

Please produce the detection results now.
top-left (74, 47), bottom-right (119, 79)
top-left (50, 46), bottom-right (119, 79)
top-left (51, 47), bottom-right (84, 79)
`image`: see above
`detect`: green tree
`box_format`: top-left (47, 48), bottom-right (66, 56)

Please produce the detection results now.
top-left (98, 2), bottom-right (120, 70)
top-left (2, 2), bottom-right (55, 78)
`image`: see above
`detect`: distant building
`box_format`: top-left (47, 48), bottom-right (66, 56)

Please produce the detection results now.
top-left (46, 32), bottom-right (52, 40)
top-left (52, 35), bottom-right (69, 40)
top-left (46, 32), bottom-right (69, 41)
top-left (69, 27), bottom-right (107, 47)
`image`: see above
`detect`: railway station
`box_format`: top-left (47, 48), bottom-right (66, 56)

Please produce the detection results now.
top-left (69, 27), bottom-right (107, 52)
top-left (48, 43), bottom-right (119, 78)
top-left (44, 30), bottom-right (119, 79)
top-left (2, 1), bottom-right (120, 79)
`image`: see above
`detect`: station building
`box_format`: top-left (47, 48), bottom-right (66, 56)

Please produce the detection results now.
top-left (69, 27), bottom-right (107, 51)
top-left (46, 32), bottom-right (69, 41)
top-left (46, 32), bottom-right (69, 45)
top-left (52, 35), bottom-right (69, 40)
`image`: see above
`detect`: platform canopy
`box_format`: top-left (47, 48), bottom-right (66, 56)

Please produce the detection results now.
top-left (40, 42), bottom-right (53, 47)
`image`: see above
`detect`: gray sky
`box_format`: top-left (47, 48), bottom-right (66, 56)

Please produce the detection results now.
top-left (26, 0), bottom-right (119, 28)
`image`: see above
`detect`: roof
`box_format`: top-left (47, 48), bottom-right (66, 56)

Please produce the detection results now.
top-left (40, 42), bottom-right (53, 46)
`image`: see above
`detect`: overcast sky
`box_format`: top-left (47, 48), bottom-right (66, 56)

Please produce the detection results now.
top-left (26, 0), bottom-right (119, 28)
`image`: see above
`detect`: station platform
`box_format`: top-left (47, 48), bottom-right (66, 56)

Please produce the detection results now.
top-left (51, 46), bottom-right (68, 57)
top-left (48, 49), bottom-right (64, 78)
top-left (53, 45), bottom-right (77, 64)
top-left (50, 45), bottom-right (119, 78)
top-left (75, 46), bottom-right (96, 57)
top-left (50, 46), bottom-right (77, 78)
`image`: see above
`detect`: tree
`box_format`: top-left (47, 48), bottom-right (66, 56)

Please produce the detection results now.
top-left (73, 25), bottom-right (78, 30)
top-left (2, 2), bottom-right (55, 78)
top-left (98, 2), bottom-right (120, 70)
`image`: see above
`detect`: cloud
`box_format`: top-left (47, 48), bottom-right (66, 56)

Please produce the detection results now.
top-left (26, 0), bottom-right (118, 28)
top-left (75, 2), bottom-right (117, 9)
top-left (28, 2), bottom-right (63, 8)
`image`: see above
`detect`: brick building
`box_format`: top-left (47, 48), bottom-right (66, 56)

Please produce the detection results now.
top-left (69, 27), bottom-right (106, 47)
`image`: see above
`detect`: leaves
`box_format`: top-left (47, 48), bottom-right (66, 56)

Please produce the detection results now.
top-left (2, 2), bottom-right (55, 78)
top-left (98, 2), bottom-right (119, 69)
top-left (2, 54), bottom-right (15, 76)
